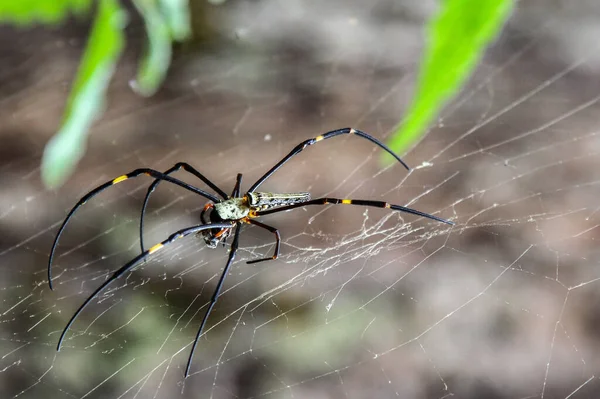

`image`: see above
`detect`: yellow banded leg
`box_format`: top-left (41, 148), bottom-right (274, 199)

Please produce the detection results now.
top-left (49, 168), bottom-right (220, 290)
top-left (248, 127), bottom-right (409, 192)
top-left (56, 222), bottom-right (234, 352)
top-left (254, 197), bottom-right (453, 225)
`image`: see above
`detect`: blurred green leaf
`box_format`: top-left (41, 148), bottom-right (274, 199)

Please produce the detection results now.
top-left (386, 0), bottom-right (513, 160)
top-left (131, 0), bottom-right (191, 96)
top-left (0, 0), bottom-right (92, 25)
top-left (130, 0), bottom-right (174, 97)
top-left (41, 0), bottom-right (126, 189)
top-left (158, 0), bottom-right (191, 41)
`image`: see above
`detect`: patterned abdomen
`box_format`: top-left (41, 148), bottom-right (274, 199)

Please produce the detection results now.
top-left (248, 192), bottom-right (311, 210)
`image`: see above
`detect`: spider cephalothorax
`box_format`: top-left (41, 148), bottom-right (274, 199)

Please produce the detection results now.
top-left (48, 127), bottom-right (453, 378)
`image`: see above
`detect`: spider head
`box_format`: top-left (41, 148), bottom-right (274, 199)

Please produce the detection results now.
top-left (202, 231), bottom-right (225, 248)
top-left (200, 202), bottom-right (231, 248)
top-left (202, 226), bottom-right (232, 248)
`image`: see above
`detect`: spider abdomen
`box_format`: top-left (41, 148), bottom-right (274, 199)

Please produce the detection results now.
top-left (248, 192), bottom-right (311, 210)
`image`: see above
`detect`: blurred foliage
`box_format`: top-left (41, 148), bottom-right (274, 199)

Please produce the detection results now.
top-left (0, 0), bottom-right (91, 24)
top-left (386, 0), bottom-right (513, 161)
top-left (0, 0), bottom-right (513, 186)
top-left (131, 0), bottom-right (191, 96)
top-left (41, 0), bottom-right (126, 188)
top-left (0, 0), bottom-right (191, 188)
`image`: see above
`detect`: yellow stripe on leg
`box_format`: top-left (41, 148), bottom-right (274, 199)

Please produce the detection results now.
top-left (341, 199), bottom-right (352, 204)
top-left (112, 175), bottom-right (128, 184)
top-left (314, 135), bottom-right (324, 142)
top-left (148, 243), bottom-right (164, 254)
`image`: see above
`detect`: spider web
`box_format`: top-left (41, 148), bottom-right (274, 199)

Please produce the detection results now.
top-left (2, 1), bottom-right (600, 398)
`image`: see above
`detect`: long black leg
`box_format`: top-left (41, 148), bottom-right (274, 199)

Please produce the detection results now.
top-left (255, 197), bottom-right (454, 225)
top-left (232, 173), bottom-right (243, 198)
top-left (55, 222), bottom-right (234, 351)
top-left (185, 222), bottom-right (241, 378)
top-left (248, 128), bottom-right (410, 192)
top-left (246, 220), bottom-right (280, 264)
top-left (139, 163), bottom-right (228, 252)
top-left (48, 169), bottom-right (223, 290)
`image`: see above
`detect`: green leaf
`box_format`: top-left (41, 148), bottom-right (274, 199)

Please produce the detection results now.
top-left (386, 0), bottom-right (513, 160)
top-left (41, 0), bottom-right (127, 189)
top-left (158, 0), bottom-right (191, 41)
top-left (0, 0), bottom-right (92, 25)
top-left (130, 0), bottom-right (176, 97)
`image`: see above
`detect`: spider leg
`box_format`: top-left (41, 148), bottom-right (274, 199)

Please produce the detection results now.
top-left (48, 168), bottom-right (222, 290)
top-left (255, 197), bottom-right (454, 225)
top-left (248, 128), bottom-right (409, 192)
top-left (231, 173), bottom-right (243, 197)
top-left (246, 220), bottom-right (280, 264)
top-left (185, 222), bottom-right (241, 378)
top-left (200, 203), bottom-right (213, 225)
top-left (139, 163), bottom-right (228, 252)
top-left (55, 222), bottom-right (234, 351)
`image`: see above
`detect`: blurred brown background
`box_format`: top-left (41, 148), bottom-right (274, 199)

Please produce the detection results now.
top-left (2, 0), bottom-right (600, 398)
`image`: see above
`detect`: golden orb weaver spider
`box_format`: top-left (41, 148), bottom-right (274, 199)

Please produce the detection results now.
top-left (48, 127), bottom-right (454, 378)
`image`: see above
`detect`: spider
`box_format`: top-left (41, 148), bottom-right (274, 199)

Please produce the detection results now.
top-left (48, 127), bottom-right (453, 378)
